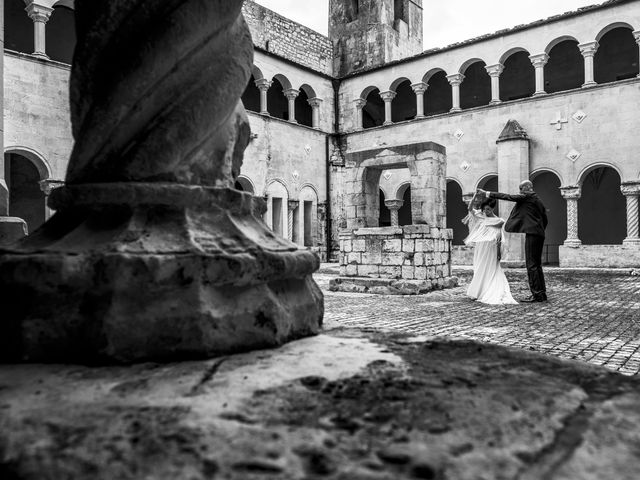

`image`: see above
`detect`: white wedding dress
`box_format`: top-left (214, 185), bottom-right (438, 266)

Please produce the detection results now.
top-left (463, 210), bottom-right (517, 305)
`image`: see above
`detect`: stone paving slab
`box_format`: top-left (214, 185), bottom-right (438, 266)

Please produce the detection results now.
top-left (316, 266), bottom-right (640, 376)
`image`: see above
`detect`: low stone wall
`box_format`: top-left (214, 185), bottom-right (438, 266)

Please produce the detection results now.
top-left (560, 244), bottom-right (640, 268)
top-left (333, 225), bottom-right (457, 294)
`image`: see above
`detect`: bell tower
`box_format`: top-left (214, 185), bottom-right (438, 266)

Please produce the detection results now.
top-left (329, 0), bottom-right (423, 77)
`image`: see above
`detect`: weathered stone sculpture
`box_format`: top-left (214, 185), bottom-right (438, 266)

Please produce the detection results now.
top-left (0, 0), bottom-right (323, 363)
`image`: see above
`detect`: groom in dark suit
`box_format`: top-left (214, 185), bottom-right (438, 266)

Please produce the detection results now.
top-left (478, 180), bottom-right (548, 302)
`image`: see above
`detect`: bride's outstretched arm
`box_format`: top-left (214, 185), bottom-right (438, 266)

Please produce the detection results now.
top-left (468, 191), bottom-right (479, 212)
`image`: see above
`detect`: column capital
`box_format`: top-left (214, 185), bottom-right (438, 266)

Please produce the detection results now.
top-left (578, 41), bottom-right (599, 57)
top-left (384, 199), bottom-right (404, 211)
top-left (38, 179), bottom-right (64, 196)
top-left (25, 3), bottom-right (53, 22)
top-left (621, 181), bottom-right (640, 196)
top-left (446, 73), bottom-right (465, 86)
top-left (560, 186), bottom-right (581, 199)
top-left (529, 53), bottom-right (549, 67)
top-left (307, 97), bottom-right (323, 108)
top-left (484, 63), bottom-right (505, 77)
top-left (254, 78), bottom-right (272, 91)
top-left (410, 82), bottom-right (428, 94)
top-left (354, 97), bottom-right (367, 109)
top-left (287, 199), bottom-right (300, 210)
top-left (283, 88), bottom-right (300, 100)
top-left (633, 30), bottom-right (640, 44)
top-left (379, 90), bottom-right (397, 102)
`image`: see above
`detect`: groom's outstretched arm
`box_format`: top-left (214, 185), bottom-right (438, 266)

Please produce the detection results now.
top-left (486, 191), bottom-right (525, 202)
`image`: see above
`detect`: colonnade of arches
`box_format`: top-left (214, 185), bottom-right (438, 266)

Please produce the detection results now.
top-left (445, 166), bottom-right (635, 264)
top-left (241, 68), bottom-right (323, 129)
top-left (355, 24), bottom-right (640, 129)
top-left (234, 176), bottom-right (322, 248)
top-left (5, 0), bottom-right (76, 64)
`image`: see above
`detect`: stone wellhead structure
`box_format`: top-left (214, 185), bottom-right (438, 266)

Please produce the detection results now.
top-left (2, 0), bottom-right (640, 269)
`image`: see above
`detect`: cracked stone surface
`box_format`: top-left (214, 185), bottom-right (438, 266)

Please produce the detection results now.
top-left (1, 330), bottom-right (640, 479)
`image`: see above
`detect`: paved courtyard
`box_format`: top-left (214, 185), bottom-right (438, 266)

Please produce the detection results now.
top-left (316, 265), bottom-right (640, 376)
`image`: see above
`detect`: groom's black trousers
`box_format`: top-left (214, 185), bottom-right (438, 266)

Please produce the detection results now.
top-left (525, 234), bottom-right (546, 297)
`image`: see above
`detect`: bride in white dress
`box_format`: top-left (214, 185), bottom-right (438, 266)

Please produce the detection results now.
top-left (462, 191), bottom-right (517, 305)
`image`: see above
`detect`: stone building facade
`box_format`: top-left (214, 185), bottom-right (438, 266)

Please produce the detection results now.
top-left (3, 0), bottom-right (640, 267)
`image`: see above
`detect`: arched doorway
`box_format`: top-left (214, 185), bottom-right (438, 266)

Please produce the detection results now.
top-left (424, 71), bottom-right (452, 116)
top-left (46, 4), bottom-right (76, 64)
top-left (446, 180), bottom-right (467, 245)
top-left (397, 185), bottom-right (412, 226)
top-left (460, 61), bottom-right (491, 109)
top-left (594, 27), bottom-right (639, 83)
top-left (545, 39), bottom-right (584, 93)
top-left (241, 75), bottom-right (261, 113)
top-left (363, 88), bottom-right (384, 129)
top-left (4, 152), bottom-right (47, 234)
top-left (578, 167), bottom-right (626, 244)
top-left (500, 51), bottom-right (535, 101)
top-left (391, 79), bottom-right (416, 123)
top-left (477, 175), bottom-right (499, 216)
top-left (532, 171), bottom-right (565, 264)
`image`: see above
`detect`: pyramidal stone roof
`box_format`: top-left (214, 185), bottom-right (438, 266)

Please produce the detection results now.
top-left (497, 119), bottom-right (529, 143)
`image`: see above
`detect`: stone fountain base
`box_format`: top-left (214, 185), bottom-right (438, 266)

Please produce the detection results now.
top-left (0, 184), bottom-right (323, 364)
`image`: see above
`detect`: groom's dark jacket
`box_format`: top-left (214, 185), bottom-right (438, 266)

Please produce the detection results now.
top-left (489, 192), bottom-right (548, 237)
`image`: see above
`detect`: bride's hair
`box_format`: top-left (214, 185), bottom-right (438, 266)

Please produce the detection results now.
top-left (480, 198), bottom-right (496, 210)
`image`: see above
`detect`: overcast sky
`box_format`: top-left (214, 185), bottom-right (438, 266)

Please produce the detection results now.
top-left (254, 0), bottom-right (603, 49)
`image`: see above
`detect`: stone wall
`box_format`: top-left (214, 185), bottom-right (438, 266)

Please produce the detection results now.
top-left (559, 244), bottom-right (640, 268)
top-left (339, 225), bottom-right (453, 284)
top-left (242, 1), bottom-right (333, 76)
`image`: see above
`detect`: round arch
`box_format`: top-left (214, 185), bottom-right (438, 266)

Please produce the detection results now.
top-left (394, 181), bottom-right (411, 200)
top-left (360, 85), bottom-right (380, 99)
top-left (265, 178), bottom-right (289, 238)
top-left (4, 146), bottom-right (52, 180)
top-left (272, 73), bottom-right (292, 91)
top-left (234, 175), bottom-right (255, 194)
top-left (53, 0), bottom-right (75, 8)
top-left (474, 172), bottom-right (499, 191)
top-left (421, 67), bottom-right (447, 84)
top-left (531, 167), bottom-right (564, 186)
top-left (251, 64), bottom-right (265, 81)
top-left (299, 84), bottom-right (317, 99)
top-left (458, 57), bottom-right (486, 74)
top-left (544, 35), bottom-right (580, 54)
top-left (577, 162), bottom-right (622, 186)
top-left (595, 22), bottom-right (635, 42)
top-left (389, 76), bottom-right (412, 92)
top-left (498, 47), bottom-right (530, 65)
top-left (298, 182), bottom-right (320, 199)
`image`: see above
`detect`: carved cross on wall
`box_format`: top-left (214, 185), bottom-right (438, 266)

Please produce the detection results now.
top-left (550, 112), bottom-right (568, 130)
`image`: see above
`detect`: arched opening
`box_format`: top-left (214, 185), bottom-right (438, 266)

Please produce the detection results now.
top-left (545, 40), bottom-right (583, 93)
top-left (391, 80), bottom-right (416, 122)
top-left (424, 71), bottom-right (452, 116)
top-left (266, 77), bottom-right (288, 120)
top-left (47, 4), bottom-right (76, 64)
top-left (4, 152), bottom-right (46, 234)
top-left (393, 0), bottom-right (408, 25)
top-left (460, 61), bottom-right (491, 109)
top-left (363, 88), bottom-right (384, 129)
top-left (241, 75), bottom-right (261, 113)
top-left (299, 186), bottom-right (319, 247)
top-left (378, 189), bottom-right (391, 227)
top-left (5, 0), bottom-right (34, 54)
top-left (477, 175), bottom-right (499, 216)
top-left (578, 167), bottom-right (626, 244)
top-left (234, 176), bottom-right (254, 194)
top-left (295, 88), bottom-right (313, 127)
top-left (265, 181), bottom-right (289, 237)
top-left (532, 172), bottom-right (565, 265)
top-left (500, 51), bottom-right (535, 101)
top-left (594, 27), bottom-right (639, 83)
top-left (446, 180), bottom-right (467, 245)
top-left (398, 185), bottom-right (412, 226)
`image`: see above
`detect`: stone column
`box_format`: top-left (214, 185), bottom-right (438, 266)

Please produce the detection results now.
top-left (384, 199), bottom-right (404, 227)
top-left (560, 186), bottom-right (582, 246)
top-left (634, 31), bottom-right (640, 78)
top-left (411, 82), bottom-right (427, 118)
top-left (529, 53), bottom-right (549, 96)
top-left (496, 120), bottom-right (530, 265)
top-left (354, 98), bottom-right (366, 131)
top-left (0, 0), bottom-right (323, 363)
top-left (446, 73), bottom-right (464, 112)
top-left (379, 90), bottom-right (396, 125)
top-left (621, 182), bottom-right (640, 245)
top-left (287, 199), bottom-right (299, 242)
top-left (254, 78), bottom-right (271, 114)
top-left (307, 97), bottom-right (323, 129)
top-left (284, 88), bottom-right (299, 123)
top-left (485, 64), bottom-right (504, 105)
top-left (578, 41), bottom-right (599, 88)
top-left (26, 3), bottom-right (53, 59)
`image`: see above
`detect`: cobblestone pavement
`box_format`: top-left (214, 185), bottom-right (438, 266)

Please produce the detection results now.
top-left (315, 265), bottom-right (640, 376)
